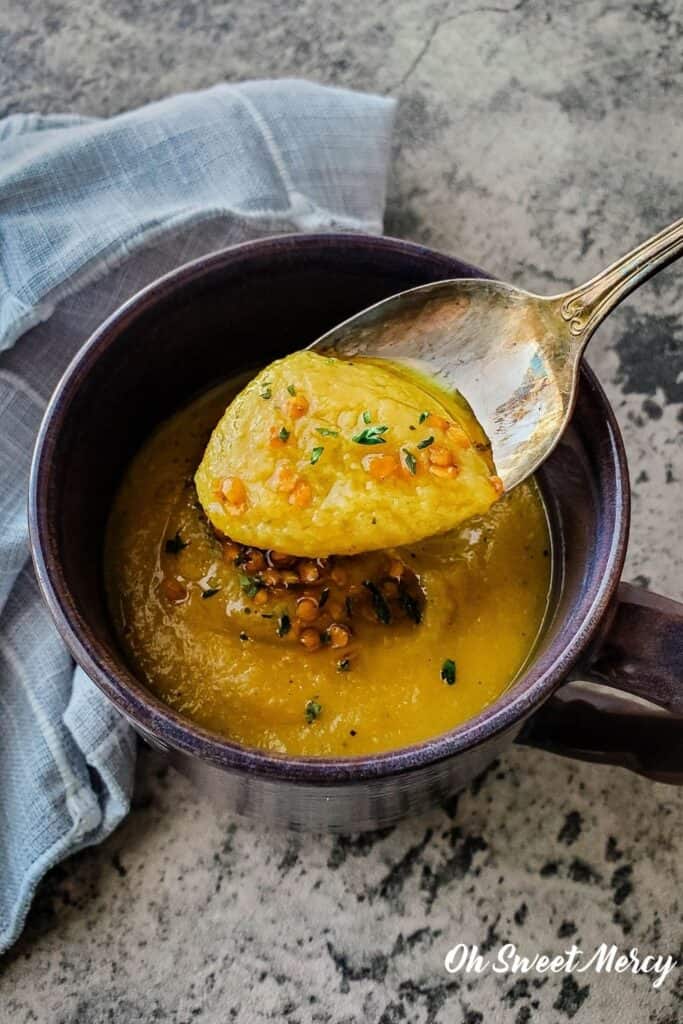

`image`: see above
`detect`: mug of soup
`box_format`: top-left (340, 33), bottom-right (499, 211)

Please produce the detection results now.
top-left (29, 234), bottom-right (683, 831)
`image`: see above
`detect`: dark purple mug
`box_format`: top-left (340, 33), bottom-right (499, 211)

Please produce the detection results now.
top-left (29, 234), bottom-right (683, 831)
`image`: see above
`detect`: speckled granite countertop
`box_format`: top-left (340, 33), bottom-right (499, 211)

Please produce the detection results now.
top-left (1, 2), bottom-right (681, 1021)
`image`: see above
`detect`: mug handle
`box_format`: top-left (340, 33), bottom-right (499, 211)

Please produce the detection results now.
top-left (518, 582), bottom-right (683, 784)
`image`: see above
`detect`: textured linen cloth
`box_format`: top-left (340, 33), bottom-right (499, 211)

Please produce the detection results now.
top-left (0, 79), bottom-right (396, 951)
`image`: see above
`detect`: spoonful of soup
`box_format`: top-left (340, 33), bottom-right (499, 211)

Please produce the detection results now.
top-left (195, 351), bottom-right (502, 556)
top-left (196, 218), bottom-right (682, 555)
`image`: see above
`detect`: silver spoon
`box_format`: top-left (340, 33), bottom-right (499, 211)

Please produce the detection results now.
top-left (311, 218), bottom-right (683, 490)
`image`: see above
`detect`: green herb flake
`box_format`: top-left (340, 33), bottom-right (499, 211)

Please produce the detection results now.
top-left (337, 658), bottom-right (351, 673)
top-left (260, 383), bottom-right (272, 400)
top-left (419, 411), bottom-right (430, 424)
top-left (363, 580), bottom-right (392, 625)
top-left (310, 446), bottom-right (324, 465)
top-left (239, 573), bottom-right (263, 598)
top-left (277, 613), bottom-right (291, 638)
top-left (417, 435), bottom-right (435, 450)
top-left (165, 531), bottom-right (188, 555)
top-left (305, 698), bottom-right (323, 724)
top-left (316, 427), bottom-right (339, 437)
top-left (441, 658), bottom-right (456, 686)
top-left (278, 426), bottom-right (290, 442)
top-left (352, 425), bottom-right (389, 446)
top-left (202, 587), bottom-right (221, 599)
top-left (403, 449), bottom-right (417, 475)
top-left (287, 384), bottom-right (297, 396)
top-left (362, 410), bottom-right (372, 424)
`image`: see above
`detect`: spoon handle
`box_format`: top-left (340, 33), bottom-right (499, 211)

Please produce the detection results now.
top-left (557, 216), bottom-right (683, 340)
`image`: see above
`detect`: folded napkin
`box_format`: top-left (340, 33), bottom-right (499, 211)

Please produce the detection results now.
top-left (0, 79), bottom-right (396, 952)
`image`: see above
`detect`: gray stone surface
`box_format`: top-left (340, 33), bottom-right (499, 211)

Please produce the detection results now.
top-left (1, 1), bottom-right (682, 1022)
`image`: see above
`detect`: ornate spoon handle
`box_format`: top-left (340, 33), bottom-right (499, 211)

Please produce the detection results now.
top-left (557, 216), bottom-right (683, 340)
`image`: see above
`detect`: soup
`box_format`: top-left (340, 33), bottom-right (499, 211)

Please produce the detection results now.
top-left (105, 375), bottom-right (552, 756)
top-left (195, 350), bottom-right (503, 556)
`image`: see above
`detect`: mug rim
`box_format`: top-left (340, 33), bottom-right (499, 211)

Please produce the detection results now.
top-left (28, 232), bottom-right (631, 783)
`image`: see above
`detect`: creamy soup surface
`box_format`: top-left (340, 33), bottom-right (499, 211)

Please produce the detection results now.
top-left (106, 363), bottom-right (552, 757)
top-left (195, 351), bottom-right (504, 556)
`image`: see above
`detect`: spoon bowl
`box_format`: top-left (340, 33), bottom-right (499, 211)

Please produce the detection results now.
top-left (313, 218), bottom-right (683, 489)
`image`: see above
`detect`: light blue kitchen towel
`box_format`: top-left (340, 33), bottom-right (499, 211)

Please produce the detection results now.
top-left (0, 79), bottom-right (396, 952)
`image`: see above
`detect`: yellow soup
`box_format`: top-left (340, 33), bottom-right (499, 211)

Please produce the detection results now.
top-left (195, 351), bottom-right (503, 557)
top-left (105, 377), bottom-right (552, 756)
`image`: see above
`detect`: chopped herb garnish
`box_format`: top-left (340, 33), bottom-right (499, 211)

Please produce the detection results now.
top-left (310, 446), bottom-right (324, 464)
top-left (419, 411), bottom-right (429, 424)
top-left (202, 587), bottom-right (221, 599)
top-left (260, 383), bottom-right (272, 399)
top-left (287, 384), bottom-right (297, 396)
top-left (362, 410), bottom-right (372, 424)
top-left (305, 699), bottom-right (322, 724)
top-left (417, 435), bottom-right (435, 450)
top-left (239, 631), bottom-right (249, 641)
top-left (320, 629), bottom-right (331, 645)
top-left (352, 425), bottom-right (389, 445)
top-left (403, 449), bottom-right (417, 475)
top-left (277, 613), bottom-right (291, 637)
top-left (316, 427), bottom-right (339, 437)
top-left (319, 587), bottom-right (330, 609)
top-left (337, 658), bottom-right (351, 672)
top-left (400, 591), bottom-right (422, 625)
top-left (363, 580), bottom-right (391, 625)
top-left (441, 658), bottom-right (456, 685)
top-left (239, 573), bottom-right (263, 598)
top-left (165, 531), bottom-right (188, 555)
top-left (279, 426), bottom-right (290, 442)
